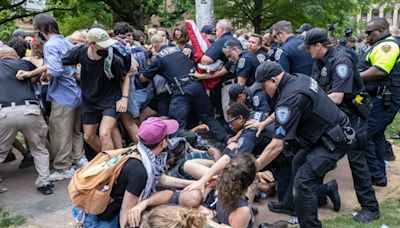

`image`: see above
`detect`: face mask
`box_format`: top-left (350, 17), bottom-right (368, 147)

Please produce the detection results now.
top-left (96, 49), bottom-right (108, 58)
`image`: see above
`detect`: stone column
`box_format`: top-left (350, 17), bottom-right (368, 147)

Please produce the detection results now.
top-left (379, 7), bottom-right (384, 17)
top-left (367, 11), bottom-right (372, 22)
top-left (394, 4), bottom-right (400, 31)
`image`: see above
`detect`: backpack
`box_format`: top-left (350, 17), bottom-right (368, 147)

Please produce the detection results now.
top-left (68, 146), bottom-right (141, 215)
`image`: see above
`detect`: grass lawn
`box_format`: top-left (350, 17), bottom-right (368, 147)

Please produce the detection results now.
top-left (0, 208), bottom-right (25, 227)
top-left (322, 198), bottom-right (400, 228)
top-left (386, 113), bottom-right (400, 146)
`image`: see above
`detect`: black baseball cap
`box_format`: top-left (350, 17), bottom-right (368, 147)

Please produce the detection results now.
top-left (295, 23), bottom-right (313, 33)
top-left (298, 28), bottom-right (330, 50)
top-left (255, 62), bottom-right (284, 83)
top-left (229, 84), bottom-right (246, 102)
top-left (201, 25), bottom-right (216, 35)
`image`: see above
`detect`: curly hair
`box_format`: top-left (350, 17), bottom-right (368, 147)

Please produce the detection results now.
top-left (166, 140), bottom-right (187, 169)
top-left (217, 154), bottom-right (256, 214)
top-left (113, 22), bottom-right (134, 36)
top-left (31, 34), bottom-right (44, 59)
top-left (227, 102), bottom-right (251, 120)
top-left (140, 205), bottom-right (206, 228)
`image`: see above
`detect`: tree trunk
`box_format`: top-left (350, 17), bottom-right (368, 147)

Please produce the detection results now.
top-left (252, 0), bottom-right (263, 33)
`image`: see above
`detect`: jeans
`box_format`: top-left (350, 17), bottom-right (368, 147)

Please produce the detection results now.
top-left (72, 206), bottom-right (119, 228)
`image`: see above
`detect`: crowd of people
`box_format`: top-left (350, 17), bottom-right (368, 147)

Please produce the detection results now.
top-left (0, 12), bottom-right (398, 228)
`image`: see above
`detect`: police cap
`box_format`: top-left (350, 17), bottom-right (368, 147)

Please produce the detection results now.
top-left (255, 62), bottom-right (283, 83)
top-left (299, 28), bottom-right (330, 50)
top-left (295, 23), bottom-right (313, 33)
top-left (229, 84), bottom-right (246, 102)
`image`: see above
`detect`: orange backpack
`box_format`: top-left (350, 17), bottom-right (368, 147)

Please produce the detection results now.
top-left (68, 147), bottom-right (141, 215)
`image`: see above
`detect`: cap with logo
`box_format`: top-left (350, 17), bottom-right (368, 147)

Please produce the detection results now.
top-left (295, 23), bottom-right (313, 34)
top-left (87, 28), bottom-right (116, 49)
top-left (229, 84), bottom-right (246, 102)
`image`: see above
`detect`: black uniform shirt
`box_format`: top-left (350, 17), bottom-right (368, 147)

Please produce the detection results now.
top-left (273, 75), bottom-right (313, 141)
top-left (205, 32), bottom-right (236, 62)
top-left (143, 45), bottom-right (195, 82)
top-left (278, 36), bottom-right (314, 76)
top-left (0, 58), bottom-right (36, 104)
top-left (225, 51), bottom-right (259, 86)
top-left (254, 48), bottom-right (269, 63)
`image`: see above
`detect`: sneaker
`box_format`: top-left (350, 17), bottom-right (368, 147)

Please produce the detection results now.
top-left (371, 177), bottom-right (387, 187)
top-left (73, 157), bottom-right (89, 170)
top-left (19, 154), bottom-right (34, 169)
top-left (0, 186), bottom-right (8, 193)
top-left (353, 209), bottom-right (380, 223)
top-left (325, 179), bottom-right (341, 212)
top-left (49, 168), bottom-right (75, 181)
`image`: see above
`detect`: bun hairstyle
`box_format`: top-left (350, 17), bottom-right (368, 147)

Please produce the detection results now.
top-left (140, 205), bottom-right (206, 228)
top-left (217, 154), bottom-right (256, 213)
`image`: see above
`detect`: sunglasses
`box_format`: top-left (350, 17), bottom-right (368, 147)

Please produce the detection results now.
top-left (365, 29), bottom-right (379, 36)
top-left (226, 116), bottom-right (239, 127)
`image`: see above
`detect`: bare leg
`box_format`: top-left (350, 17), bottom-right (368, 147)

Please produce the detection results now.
top-left (111, 125), bottom-right (123, 149)
top-left (120, 113), bottom-right (139, 144)
top-left (139, 106), bottom-right (157, 123)
top-left (183, 159), bottom-right (214, 180)
top-left (99, 116), bottom-right (117, 151)
top-left (83, 124), bottom-right (101, 152)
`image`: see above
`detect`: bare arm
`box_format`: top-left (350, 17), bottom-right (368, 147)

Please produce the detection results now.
top-left (119, 191), bottom-right (139, 228)
top-left (16, 64), bottom-right (48, 80)
top-left (237, 76), bottom-right (247, 86)
top-left (360, 66), bottom-right (385, 81)
top-left (256, 138), bottom-right (284, 171)
top-left (159, 174), bottom-right (195, 188)
top-left (328, 92), bottom-right (344, 105)
top-left (229, 206), bottom-right (251, 228)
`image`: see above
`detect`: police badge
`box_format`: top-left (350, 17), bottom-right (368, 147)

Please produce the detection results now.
top-left (253, 96), bottom-right (260, 107)
top-left (336, 64), bottom-right (349, 79)
top-left (321, 67), bottom-right (328, 77)
top-left (276, 106), bottom-right (290, 125)
top-left (275, 49), bottom-right (283, 61)
top-left (238, 58), bottom-right (246, 68)
top-left (257, 54), bottom-right (266, 63)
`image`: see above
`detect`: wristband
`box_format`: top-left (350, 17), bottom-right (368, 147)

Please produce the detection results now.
top-left (122, 95), bottom-right (128, 98)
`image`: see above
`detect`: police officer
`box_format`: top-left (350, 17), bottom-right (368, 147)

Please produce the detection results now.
top-left (194, 39), bottom-right (260, 121)
top-left (248, 33), bottom-right (269, 64)
top-left (0, 47), bottom-right (53, 195)
top-left (272, 20), bottom-right (314, 76)
top-left (360, 18), bottom-right (400, 187)
top-left (224, 102), bottom-right (274, 156)
top-left (302, 28), bottom-right (380, 223)
top-left (249, 62), bottom-right (352, 228)
top-left (140, 34), bottom-right (228, 143)
top-left (228, 84), bottom-right (272, 114)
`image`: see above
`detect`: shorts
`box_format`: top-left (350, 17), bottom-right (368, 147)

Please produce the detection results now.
top-left (169, 190), bottom-right (181, 205)
top-left (82, 106), bottom-right (117, 125)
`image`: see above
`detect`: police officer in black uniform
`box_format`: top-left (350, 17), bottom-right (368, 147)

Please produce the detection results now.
top-left (250, 62), bottom-right (353, 228)
top-left (228, 84), bottom-right (272, 114)
top-left (140, 34), bottom-right (228, 142)
top-left (224, 102), bottom-right (274, 156)
top-left (301, 28), bottom-right (380, 223)
top-left (248, 33), bottom-right (269, 64)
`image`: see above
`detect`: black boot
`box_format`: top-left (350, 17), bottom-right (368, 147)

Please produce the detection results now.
top-left (19, 153), bottom-right (34, 169)
top-left (325, 180), bottom-right (341, 212)
top-left (353, 209), bottom-right (380, 223)
top-left (267, 201), bottom-right (296, 216)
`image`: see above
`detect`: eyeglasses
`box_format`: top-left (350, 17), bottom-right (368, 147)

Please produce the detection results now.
top-left (226, 116), bottom-right (239, 127)
top-left (365, 29), bottom-right (379, 36)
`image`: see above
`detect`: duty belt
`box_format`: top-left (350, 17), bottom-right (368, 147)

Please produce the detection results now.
top-left (0, 100), bottom-right (40, 108)
top-left (166, 76), bottom-right (197, 95)
top-left (222, 78), bottom-right (237, 87)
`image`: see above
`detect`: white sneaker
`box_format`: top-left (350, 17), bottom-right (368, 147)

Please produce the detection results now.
top-left (49, 167), bottom-right (75, 181)
top-left (73, 157), bottom-right (89, 170)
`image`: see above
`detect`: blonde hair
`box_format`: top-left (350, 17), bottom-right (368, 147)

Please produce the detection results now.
top-left (67, 30), bottom-right (87, 45)
top-left (140, 205), bottom-right (206, 228)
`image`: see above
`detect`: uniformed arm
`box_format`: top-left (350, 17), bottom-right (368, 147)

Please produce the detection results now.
top-left (192, 66), bottom-right (228, 79)
top-left (278, 50), bottom-right (290, 73)
top-left (159, 174), bottom-right (195, 188)
top-left (255, 138), bottom-right (284, 171)
top-left (141, 56), bottom-right (163, 82)
top-left (128, 190), bottom-right (174, 227)
top-left (361, 40), bottom-right (400, 81)
top-left (119, 191), bottom-right (139, 228)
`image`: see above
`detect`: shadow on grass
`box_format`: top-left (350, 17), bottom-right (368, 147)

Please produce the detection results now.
top-left (0, 208), bottom-right (25, 227)
top-left (323, 198), bottom-right (400, 228)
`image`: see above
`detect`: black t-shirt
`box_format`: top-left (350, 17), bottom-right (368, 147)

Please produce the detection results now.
top-left (98, 158), bottom-right (147, 220)
top-left (0, 58), bottom-right (36, 104)
top-left (62, 45), bottom-right (126, 110)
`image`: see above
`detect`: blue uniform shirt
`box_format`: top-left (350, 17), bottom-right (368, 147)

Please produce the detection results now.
top-left (278, 36), bottom-right (314, 76)
top-left (205, 32), bottom-right (236, 62)
top-left (225, 51), bottom-right (260, 86)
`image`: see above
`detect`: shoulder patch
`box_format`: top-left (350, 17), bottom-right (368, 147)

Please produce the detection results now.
top-left (381, 44), bottom-right (391, 53)
top-left (238, 58), bottom-right (246, 68)
top-left (276, 106), bottom-right (291, 125)
top-left (309, 78), bottom-right (318, 93)
top-left (257, 54), bottom-right (266, 63)
top-left (275, 49), bottom-right (283, 61)
top-left (253, 96), bottom-right (260, 107)
top-left (321, 67), bottom-right (328, 77)
top-left (336, 64), bottom-right (349, 79)
top-left (237, 137), bottom-right (244, 148)
top-left (275, 126), bottom-right (286, 137)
